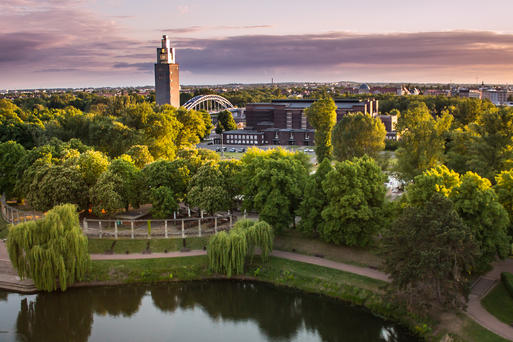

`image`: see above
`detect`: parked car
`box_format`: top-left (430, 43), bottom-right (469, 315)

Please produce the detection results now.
top-left (215, 147), bottom-right (221, 152)
top-left (229, 148), bottom-right (236, 152)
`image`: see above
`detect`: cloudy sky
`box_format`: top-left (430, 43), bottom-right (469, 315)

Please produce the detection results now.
top-left (2, 0), bottom-right (513, 89)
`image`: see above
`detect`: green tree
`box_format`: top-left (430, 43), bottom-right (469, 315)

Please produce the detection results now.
top-left (304, 97), bottom-right (337, 162)
top-left (320, 156), bottom-right (386, 246)
top-left (200, 110), bottom-right (214, 139)
top-left (466, 107), bottom-right (513, 180)
top-left (218, 159), bottom-right (242, 209)
top-left (495, 169), bottom-right (513, 237)
top-left (406, 165), bottom-right (461, 207)
top-left (450, 172), bottom-right (511, 272)
top-left (27, 164), bottom-right (88, 211)
top-left (382, 194), bottom-right (477, 313)
top-left (176, 148), bottom-right (219, 177)
top-left (13, 145), bottom-right (55, 199)
top-left (141, 109), bottom-right (181, 160)
top-left (7, 204), bottom-right (89, 291)
top-left (296, 159), bottom-right (333, 235)
top-left (395, 102), bottom-right (452, 180)
top-left (88, 115), bottom-right (139, 157)
top-left (106, 157), bottom-right (143, 211)
top-left (150, 186), bottom-right (178, 219)
top-left (215, 122), bottom-right (224, 135)
top-left (89, 171), bottom-right (124, 216)
top-left (74, 150), bottom-right (110, 188)
top-left (445, 127), bottom-right (473, 175)
top-left (174, 107), bottom-right (207, 148)
top-left (187, 162), bottom-right (231, 214)
top-left (208, 219), bottom-right (273, 277)
top-left (142, 159), bottom-right (190, 202)
top-left (125, 145), bottom-right (154, 168)
top-left (240, 148), bottom-right (309, 232)
top-left (332, 112), bottom-right (386, 161)
top-left (216, 110), bottom-right (237, 132)
top-left (0, 141), bottom-right (26, 198)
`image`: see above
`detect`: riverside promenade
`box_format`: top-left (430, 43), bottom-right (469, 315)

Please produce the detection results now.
top-left (0, 240), bottom-right (37, 293)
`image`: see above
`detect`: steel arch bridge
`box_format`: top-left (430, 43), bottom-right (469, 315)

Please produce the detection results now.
top-left (182, 95), bottom-right (235, 113)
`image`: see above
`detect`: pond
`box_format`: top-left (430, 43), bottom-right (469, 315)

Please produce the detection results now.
top-left (0, 281), bottom-right (420, 342)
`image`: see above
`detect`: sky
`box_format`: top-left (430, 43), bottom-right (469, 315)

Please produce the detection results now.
top-left (2, 0), bottom-right (513, 89)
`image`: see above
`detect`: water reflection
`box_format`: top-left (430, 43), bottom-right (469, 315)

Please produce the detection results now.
top-left (2, 281), bottom-right (419, 342)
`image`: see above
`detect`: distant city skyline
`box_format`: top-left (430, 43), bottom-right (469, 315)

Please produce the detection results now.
top-left (2, 0), bottom-right (513, 89)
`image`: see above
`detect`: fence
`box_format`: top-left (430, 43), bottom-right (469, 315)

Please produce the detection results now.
top-left (0, 195), bottom-right (43, 225)
top-left (1, 194), bottom-right (242, 239)
top-left (83, 214), bottom-right (236, 239)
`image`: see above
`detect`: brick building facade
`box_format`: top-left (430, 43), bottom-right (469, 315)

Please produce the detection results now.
top-left (222, 99), bottom-right (395, 146)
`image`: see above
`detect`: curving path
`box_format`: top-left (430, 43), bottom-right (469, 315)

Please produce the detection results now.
top-left (467, 258), bottom-right (513, 341)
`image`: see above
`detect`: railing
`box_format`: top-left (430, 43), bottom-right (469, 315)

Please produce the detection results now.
top-left (0, 195), bottom-right (43, 225)
top-left (1, 194), bottom-right (242, 239)
top-left (83, 214), bottom-right (236, 239)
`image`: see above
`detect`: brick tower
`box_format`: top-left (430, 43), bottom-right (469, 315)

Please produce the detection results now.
top-left (155, 35), bottom-right (180, 107)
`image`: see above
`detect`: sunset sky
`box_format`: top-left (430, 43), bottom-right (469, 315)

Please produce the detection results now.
top-left (2, 0), bottom-right (513, 89)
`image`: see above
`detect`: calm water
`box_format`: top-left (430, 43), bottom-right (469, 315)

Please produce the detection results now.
top-left (0, 281), bottom-right (419, 342)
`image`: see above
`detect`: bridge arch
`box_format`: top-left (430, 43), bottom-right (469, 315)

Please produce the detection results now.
top-left (182, 95), bottom-right (235, 113)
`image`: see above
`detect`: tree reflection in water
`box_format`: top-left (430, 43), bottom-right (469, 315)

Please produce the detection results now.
top-left (11, 281), bottom-right (417, 342)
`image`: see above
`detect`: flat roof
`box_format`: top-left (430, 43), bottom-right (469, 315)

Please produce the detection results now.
top-left (223, 129), bottom-right (263, 134)
top-left (272, 98), bottom-right (366, 103)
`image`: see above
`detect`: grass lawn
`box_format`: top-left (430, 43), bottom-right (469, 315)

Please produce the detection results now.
top-left (274, 230), bottom-right (382, 269)
top-left (481, 282), bottom-right (513, 325)
top-left (451, 314), bottom-right (511, 342)
top-left (87, 237), bottom-right (210, 254)
top-left (0, 217), bottom-right (9, 239)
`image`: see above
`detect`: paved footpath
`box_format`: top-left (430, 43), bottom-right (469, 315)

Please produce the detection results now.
top-left (0, 240), bottom-right (38, 293)
top-left (467, 258), bottom-right (513, 341)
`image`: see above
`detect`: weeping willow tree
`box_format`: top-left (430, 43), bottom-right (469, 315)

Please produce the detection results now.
top-left (207, 219), bottom-right (273, 277)
top-left (7, 204), bottom-right (90, 292)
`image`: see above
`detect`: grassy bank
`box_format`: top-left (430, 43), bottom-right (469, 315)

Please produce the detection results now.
top-left (274, 230), bottom-right (382, 269)
top-left (451, 314), bottom-right (510, 342)
top-left (87, 237), bottom-right (210, 254)
top-left (482, 283), bottom-right (513, 325)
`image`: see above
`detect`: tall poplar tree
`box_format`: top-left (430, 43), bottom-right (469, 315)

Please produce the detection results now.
top-left (305, 97), bottom-right (337, 162)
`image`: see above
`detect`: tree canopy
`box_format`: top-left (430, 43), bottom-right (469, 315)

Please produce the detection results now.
top-left (305, 97), bottom-right (337, 162)
top-left (332, 112), bottom-right (386, 161)
top-left (296, 159), bottom-right (333, 236)
top-left (320, 156), bottom-right (386, 247)
top-left (395, 102), bottom-right (452, 180)
top-left (382, 194), bottom-right (477, 313)
top-left (240, 148), bottom-right (310, 232)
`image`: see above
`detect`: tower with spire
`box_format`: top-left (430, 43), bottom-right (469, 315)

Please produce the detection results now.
top-left (155, 35), bottom-right (180, 107)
